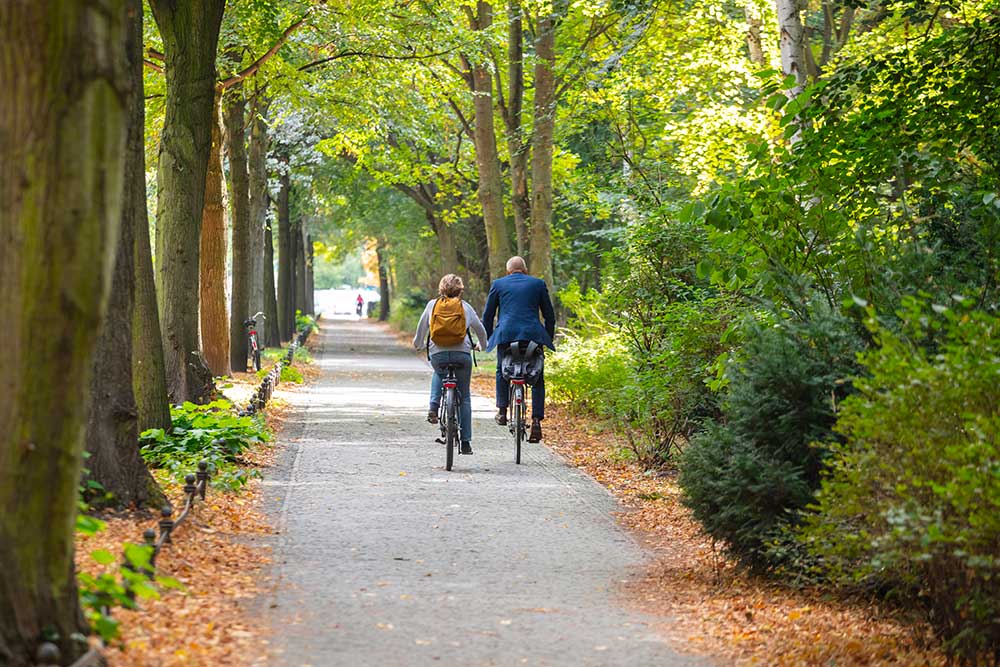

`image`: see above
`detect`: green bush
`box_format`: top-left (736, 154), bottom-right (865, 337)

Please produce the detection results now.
top-left (679, 303), bottom-right (862, 570)
top-left (295, 309), bottom-right (319, 334)
top-left (798, 301), bottom-right (1000, 661)
top-left (139, 400), bottom-right (269, 491)
top-left (548, 331), bottom-right (632, 414)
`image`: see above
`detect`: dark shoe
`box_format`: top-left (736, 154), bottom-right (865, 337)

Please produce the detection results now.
top-left (494, 409), bottom-right (507, 426)
top-left (460, 441), bottom-right (473, 455)
top-left (427, 410), bottom-right (438, 425)
top-left (528, 419), bottom-right (542, 443)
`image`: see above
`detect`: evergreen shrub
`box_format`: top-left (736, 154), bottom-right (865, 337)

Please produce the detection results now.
top-left (679, 303), bottom-right (861, 569)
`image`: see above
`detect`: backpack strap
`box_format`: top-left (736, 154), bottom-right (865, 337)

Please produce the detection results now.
top-left (425, 298), bottom-right (437, 361)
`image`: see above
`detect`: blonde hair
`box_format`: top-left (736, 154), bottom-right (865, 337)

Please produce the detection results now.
top-left (438, 274), bottom-right (464, 298)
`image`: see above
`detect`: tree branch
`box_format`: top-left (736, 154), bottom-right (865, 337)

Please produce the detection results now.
top-left (219, 14), bottom-right (309, 90)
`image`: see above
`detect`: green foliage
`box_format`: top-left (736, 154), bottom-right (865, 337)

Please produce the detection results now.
top-left (139, 400), bottom-right (269, 491)
top-left (263, 344), bottom-right (311, 365)
top-left (679, 303), bottom-right (863, 570)
top-left (798, 302), bottom-right (1000, 660)
top-left (388, 290), bottom-right (427, 335)
top-left (77, 539), bottom-right (184, 643)
top-left (295, 309), bottom-right (318, 334)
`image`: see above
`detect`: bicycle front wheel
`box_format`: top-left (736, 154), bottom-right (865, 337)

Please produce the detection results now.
top-left (445, 388), bottom-right (456, 471)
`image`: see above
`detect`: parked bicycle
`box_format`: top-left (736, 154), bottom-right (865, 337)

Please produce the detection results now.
top-left (434, 362), bottom-right (465, 471)
top-left (500, 341), bottom-right (544, 465)
top-left (243, 311), bottom-right (265, 372)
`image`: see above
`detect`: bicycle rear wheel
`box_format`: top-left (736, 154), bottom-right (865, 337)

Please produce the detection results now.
top-left (444, 388), bottom-right (456, 471)
top-left (513, 385), bottom-right (524, 464)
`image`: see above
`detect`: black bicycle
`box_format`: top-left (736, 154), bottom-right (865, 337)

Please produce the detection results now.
top-left (434, 362), bottom-right (463, 471)
top-left (243, 311), bottom-right (265, 372)
top-left (501, 341), bottom-right (543, 465)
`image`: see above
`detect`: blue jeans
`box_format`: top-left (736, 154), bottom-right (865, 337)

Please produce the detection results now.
top-left (429, 351), bottom-right (473, 443)
top-left (495, 345), bottom-right (545, 420)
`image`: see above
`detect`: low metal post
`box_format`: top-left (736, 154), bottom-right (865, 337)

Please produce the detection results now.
top-left (35, 642), bottom-right (60, 667)
top-left (197, 460), bottom-right (209, 499)
top-left (183, 473), bottom-right (197, 501)
top-left (158, 506), bottom-right (174, 544)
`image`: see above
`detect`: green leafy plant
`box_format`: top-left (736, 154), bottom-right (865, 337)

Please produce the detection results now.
top-left (139, 400), bottom-right (269, 491)
top-left (295, 309), bottom-right (319, 334)
top-left (78, 543), bottom-right (183, 642)
top-left (798, 300), bottom-right (1000, 661)
top-left (679, 302), bottom-right (862, 570)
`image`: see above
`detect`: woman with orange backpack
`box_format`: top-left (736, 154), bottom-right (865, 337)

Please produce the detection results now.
top-left (413, 274), bottom-right (488, 454)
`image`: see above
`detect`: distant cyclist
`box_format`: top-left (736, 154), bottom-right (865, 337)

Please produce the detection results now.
top-left (482, 256), bottom-right (555, 443)
top-left (413, 274), bottom-right (488, 455)
top-left (356, 293), bottom-right (364, 317)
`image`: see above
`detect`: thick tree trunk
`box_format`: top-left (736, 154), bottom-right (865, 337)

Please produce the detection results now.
top-left (0, 2), bottom-right (127, 664)
top-left (469, 1), bottom-right (512, 280)
top-left (427, 209), bottom-right (460, 275)
top-left (506, 0), bottom-right (531, 258)
top-left (276, 162), bottom-right (293, 341)
top-left (150, 0), bottom-right (226, 402)
top-left (305, 234), bottom-right (315, 316)
top-left (224, 87), bottom-right (251, 372)
top-left (263, 219), bottom-right (281, 346)
top-left (248, 102), bottom-right (279, 346)
top-left (376, 243), bottom-right (391, 321)
top-left (529, 13), bottom-right (557, 290)
top-left (248, 98), bottom-right (268, 329)
top-left (130, 4), bottom-right (171, 433)
top-left (292, 219), bottom-right (306, 321)
top-left (86, 0), bottom-right (166, 510)
top-left (200, 92), bottom-right (231, 377)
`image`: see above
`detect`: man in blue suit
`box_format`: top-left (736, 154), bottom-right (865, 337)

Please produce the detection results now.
top-left (482, 256), bottom-right (556, 442)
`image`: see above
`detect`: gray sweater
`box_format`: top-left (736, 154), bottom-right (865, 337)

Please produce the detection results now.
top-left (413, 299), bottom-right (488, 356)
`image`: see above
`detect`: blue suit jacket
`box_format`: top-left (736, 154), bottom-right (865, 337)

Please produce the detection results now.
top-left (482, 273), bottom-right (556, 351)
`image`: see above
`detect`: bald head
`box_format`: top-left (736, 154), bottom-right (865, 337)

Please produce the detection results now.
top-left (506, 256), bottom-right (527, 274)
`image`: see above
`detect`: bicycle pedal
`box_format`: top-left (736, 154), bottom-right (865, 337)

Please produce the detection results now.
top-left (434, 438), bottom-right (446, 444)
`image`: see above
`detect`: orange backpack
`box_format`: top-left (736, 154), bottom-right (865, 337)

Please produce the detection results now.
top-left (429, 297), bottom-right (468, 347)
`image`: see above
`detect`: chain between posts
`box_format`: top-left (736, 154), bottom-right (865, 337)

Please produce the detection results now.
top-left (239, 327), bottom-right (311, 417)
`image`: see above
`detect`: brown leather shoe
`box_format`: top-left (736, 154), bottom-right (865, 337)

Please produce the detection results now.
top-left (427, 410), bottom-right (438, 425)
top-left (495, 409), bottom-right (507, 426)
top-left (528, 418), bottom-right (542, 443)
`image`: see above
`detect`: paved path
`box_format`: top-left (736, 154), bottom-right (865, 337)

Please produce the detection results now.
top-left (262, 319), bottom-right (701, 666)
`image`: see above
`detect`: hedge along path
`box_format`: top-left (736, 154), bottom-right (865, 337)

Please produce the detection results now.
top-left (259, 317), bottom-right (702, 666)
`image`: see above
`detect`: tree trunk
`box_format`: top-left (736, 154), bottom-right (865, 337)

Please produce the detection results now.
top-left (469, 1), bottom-right (512, 280)
top-left (305, 234), bottom-right (315, 315)
top-left (276, 161), bottom-right (293, 341)
top-left (293, 219), bottom-right (306, 322)
top-left (745, 1), bottom-right (766, 65)
top-left (376, 243), bottom-right (391, 321)
top-left (263, 218), bottom-right (281, 347)
top-left (529, 13), bottom-right (557, 290)
top-left (199, 92), bottom-right (231, 377)
top-left (0, 2), bottom-right (127, 664)
top-left (249, 101), bottom-right (279, 347)
top-left (506, 0), bottom-right (531, 258)
top-left (86, 0), bottom-right (166, 510)
top-left (131, 4), bottom-right (171, 433)
top-left (427, 209), bottom-right (460, 275)
top-left (150, 0), bottom-right (226, 402)
top-left (776, 0), bottom-right (806, 96)
top-left (224, 87), bottom-right (251, 372)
